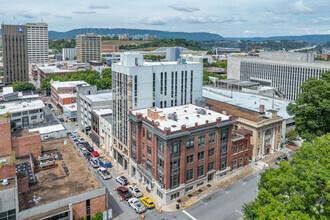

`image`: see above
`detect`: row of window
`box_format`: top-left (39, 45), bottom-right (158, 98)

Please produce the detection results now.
top-left (233, 140), bottom-right (249, 154)
top-left (232, 154), bottom-right (248, 170)
top-left (187, 148), bottom-right (214, 164)
top-left (186, 162), bottom-right (214, 182)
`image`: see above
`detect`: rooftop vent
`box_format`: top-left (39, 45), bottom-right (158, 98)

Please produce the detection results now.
top-left (167, 113), bottom-right (178, 121)
top-left (197, 108), bottom-right (206, 115)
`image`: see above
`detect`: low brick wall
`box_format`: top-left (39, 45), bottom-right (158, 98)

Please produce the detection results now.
top-left (12, 135), bottom-right (41, 158)
top-left (18, 177), bottom-right (29, 193)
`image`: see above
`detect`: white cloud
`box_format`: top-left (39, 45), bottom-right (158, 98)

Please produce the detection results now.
top-left (290, 0), bottom-right (313, 14)
top-left (243, 30), bottom-right (255, 34)
top-left (140, 17), bottom-right (167, 25)
top-left (72, 11), bottom-right (96, 15)
top-left (55, 15), bottom-right (72, 20)
top-left (88, 4), bottom-right (110, 10)
top-left (169, 5), bottom-right (200, 13)
top-left (312, 17), bottom-right (330, 24)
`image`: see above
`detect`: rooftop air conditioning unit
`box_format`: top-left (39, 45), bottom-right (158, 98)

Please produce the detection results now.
top-left (197, 108), bottom-right (206, 115)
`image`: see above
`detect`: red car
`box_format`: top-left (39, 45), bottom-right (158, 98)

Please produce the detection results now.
top-left (92, 151), bottom-right (99, 157)
top-left (117, 187), bottom-right (132, 200)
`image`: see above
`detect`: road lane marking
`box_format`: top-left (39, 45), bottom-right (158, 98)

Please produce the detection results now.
top-left (182, 210), bottom-right (197, 220)
top-left (200, 200), bottom-right (208, 205)
top-left (235, 210), bottom-right (243, 215)
top-left (181, 200), bottom-right (199, 210)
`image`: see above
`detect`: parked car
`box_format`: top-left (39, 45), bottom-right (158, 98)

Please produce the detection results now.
top-left (78, 138), bottom-right (85, 143)
top-left (86, 146), bottom-right (94, 153)
top-left (276, 155), bottom-right (289, 165)
top-left (91, 151), bottom-right (99, 157)
top-left (48, 104), bottom-right (52, 108)
top-left (97, 167), bottom-right (111, 180)
top-left (59, 118), bottom-right (64, 122)
top-left (140, 197), bottom-right (155, 209)
top-left (116, 176), bottom-right (128, 185)
top-left (128, 198), bottom-right (146, 214)
top-left (117, 186), bottom-right (132, 200)
top-left (127, 185), bottom-right (143, 198)
top-left (90, 158), bottom-right (99, 168)
top-left (2, 179), bottom-right (9, 186)
top-left (83, 152), bottom-right (92, 160)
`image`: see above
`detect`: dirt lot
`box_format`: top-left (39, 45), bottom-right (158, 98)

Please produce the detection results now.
top-left (20, 138), bottom-right (100, 210)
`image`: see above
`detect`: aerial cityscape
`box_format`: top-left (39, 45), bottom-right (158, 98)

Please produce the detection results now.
top-left (0, 0), bottom-right (329, 220)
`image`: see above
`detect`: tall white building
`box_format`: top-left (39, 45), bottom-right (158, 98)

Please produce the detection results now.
top-left (111, 53), bottom-right (203, 169)
top-left (228, 51), bottom-right (330, 101)
top-left (63, 48), bottom-right (76, 61)
top-left (27, 23), bottom-right (48, 64)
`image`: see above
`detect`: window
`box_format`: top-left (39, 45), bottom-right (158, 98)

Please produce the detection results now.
top-left (245, 140), bottom-right (248, 150)
top-left (158, 141), bottom-right (164, 153)
top-left (12, 112), bottom-right (21, 117)
top-left (233, 146), bottom-right (237, 154)
top-left (186, 168), bottom-right (193, 181)
top-left (197, 182), bottom-right (204, 187)
top-left (171, 141), bottom-right (180, 154)
top-left (238, 156), bottom-right (243, 168)
top-left (187, 137), bottom-right (194, 150)
top-left (209, 132), bottom-right (215, 143)
top-left (143, 128), bottom-right (145, 137)
top-left (232, 157), bottom-right (237, 170)
top-left (198, 135), bottom-right (205, 147)
top-left (157, 189), bottom-right (163, 199)
top-left (143, 143), bottom-right (145, 151)
top-left (197, 165), bottom-right (204, 177)
top-left (221, 160), bottom-right (226, 170)
top-left (170, 192), bottom-right (180, 200)
top-left (198, 151), bottom-right (204, 161)
top-left (147, 146), bottom-right (152, 155)
top-left (170, 174), bottom-right (180, 189)
top-left (147, 130), bottom-right (152, 142)
top-left (158, 158), bottom-right (164, 168)
top-left (147, 159), bottom-right (152, 172)
top-left (244, 154), bottom-right (248, 165)
top-left (186, 186), bottom-right (193, 193)
top-left (31, 115), bottom-right (37, 120)
top-left (221, 130), bottom-right (227, 140)
top-left (208, 148), bottom-right (215, 158)
top-left (208, 161), bottom-right (214, 171)
top-left (142, 155), bottom-right (145, 165)
top-left (187, 154), bottom-right (194, 164)
top-left (86, 199), bottom-right (91, 219)
top-left (239, 144), bottom-right (243, 152)
top-left (258, 132), bottom-right (260, 138)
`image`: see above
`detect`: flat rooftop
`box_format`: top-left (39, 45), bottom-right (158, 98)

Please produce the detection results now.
top-left (142, 61), bottom-right (200, 66)
top-left (20, 138), bottom-right (100, 211)
top-left (58, 93), bottom-right (77, 99)
top-left (38, 66), bottom-right (77, 74)
top-left (93, 108), bottom-right (112, 116)
top-left (206, 98), bottom-right (263, 122)
top-left (86, 92), bottom-right (112, 102)
top-left (63, 103), bottom-right (77, 111)
top-left (203, 87), bottom-right (293, 120)
top-left (0, 100), bottom-right (45, 115)
top-left (12, 130), bottom-right (39, 138)
top-left (132, 104), bottom-right (229, 132)
top-left (51, 81), bottom-right (89, 90)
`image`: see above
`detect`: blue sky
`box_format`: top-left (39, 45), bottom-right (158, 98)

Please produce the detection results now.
top-left (1, 0), bottom-right (329, 37)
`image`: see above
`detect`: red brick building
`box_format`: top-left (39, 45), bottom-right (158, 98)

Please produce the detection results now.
top-left (230, 128), bottom-right (252, 171)
top-left (50, 80), bottom-right (88, 109)
top-left (128, 104), bottom-right (235, 204)
top-left (101, 45), bottom-right (119, 53)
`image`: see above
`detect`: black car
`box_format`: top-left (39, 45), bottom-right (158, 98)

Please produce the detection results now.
top-left (48, 103), bottom-right (52, 108)
top-left (86, 145), bottom-right (94, 153)
top-left (59, 118), bottom-right (64, 122)
top-left (83, 152), bottom-right (92, 160)
top-left (276, 155), bottom-right (288, 164)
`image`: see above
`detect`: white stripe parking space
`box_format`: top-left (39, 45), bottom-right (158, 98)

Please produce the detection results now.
top-left (182, 210), bottom-right (198, 220)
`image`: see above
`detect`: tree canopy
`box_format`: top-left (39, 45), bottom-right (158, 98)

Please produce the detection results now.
top-left (203, 70), bottom-right (227, 85)
top-left (49, 39), bottom-right (76, 53)
top-left (287, 71), bottom-right (330, 141)
top-left (11, 81), bottom-right (36, 92)
top-left (243, 134), bottom-right (330, 220)
top-left (41, 68), bottom-right (112, 94)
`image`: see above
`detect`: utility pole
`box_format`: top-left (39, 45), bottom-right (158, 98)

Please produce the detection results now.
top-left (256, 167), bottom-right (259, 199)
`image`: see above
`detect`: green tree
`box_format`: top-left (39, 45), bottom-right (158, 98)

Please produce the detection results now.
top-left (11, 81), bottom-right (36, 92)
top-left (286, 129), bottom-right (297, 142)
top-left (287, 71), bottom-right (330, 141)
top-left (10, 120), bottom-right (16, 129)
top-left (94, 211), bottom-right (103, 220)
top-left (243, 134), bottom-right (330, 220)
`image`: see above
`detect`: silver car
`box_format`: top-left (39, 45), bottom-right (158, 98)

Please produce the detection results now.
top-left (128, 198), bottom-right (146, 214)
top-left (97, 167), bottom-right (111, 180)
top-left (127, 185), bottom-right (143, 198)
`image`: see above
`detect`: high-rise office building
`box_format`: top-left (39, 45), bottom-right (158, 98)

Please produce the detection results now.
top-left (111, 53), bottom-right (203, 170)
top-left (76, 34), bottom-right (101, 63)
top-left (1, 24), bottom-right (29, 84)
top-left (228, 51), bottom-right (330, 100)
top-left (27, 23), bottom-right (48, 64)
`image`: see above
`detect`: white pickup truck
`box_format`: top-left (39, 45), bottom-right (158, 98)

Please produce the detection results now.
top-left (97, 167), bottom-right (111, 180)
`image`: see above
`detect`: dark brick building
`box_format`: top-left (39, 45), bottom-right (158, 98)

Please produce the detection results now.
top-left (128, 104), bottom-right (236, 203)
top-left (230, 128), bottom-right (252, 171)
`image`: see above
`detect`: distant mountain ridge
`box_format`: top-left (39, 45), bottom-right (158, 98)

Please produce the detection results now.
top-left (47, 28), bottom-right (224, 41)
top-left (226, 35), bottom-right (330, 44)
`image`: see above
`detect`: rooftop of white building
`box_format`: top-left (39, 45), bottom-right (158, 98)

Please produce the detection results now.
top-left (0, 100), bottom-right (45, 115)
top-left (85, 92), bottom-right (112, 102)
top-left (51, 81), bottom-right (89, 90)
top-left (58, 93), bottom-right (77, 99)
top-left (203, 87), bottom-right (293, 120)
top-left (63, 103), bottom-right (77, 112)
top-left (131, 104), bottom-right (229, 132)
top-left (38, 66), bottom-right (77, 74)
top-left (93, 108), bottom-right (112, 117)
